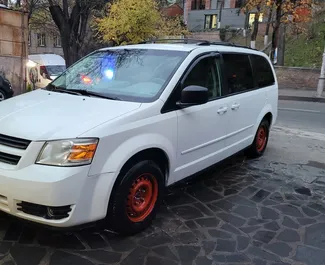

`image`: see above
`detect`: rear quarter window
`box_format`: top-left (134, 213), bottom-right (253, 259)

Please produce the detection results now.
top-left (250, 55), bottom-right (275, 88)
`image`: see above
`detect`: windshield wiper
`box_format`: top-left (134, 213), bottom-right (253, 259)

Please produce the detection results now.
top-left (66, 89), bottom-right (122, 100)
top-left (45, 84), bottom-right (83, 96)
top-left (45, 84), bottom-right (121, 100)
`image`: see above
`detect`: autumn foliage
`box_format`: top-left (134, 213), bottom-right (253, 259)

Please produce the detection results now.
top-left (244, 0), bottom-right (312, 24)
top-left (94, 0), bottom-right (188, 45)
top-left (243, 0), bottom-right (312, 60)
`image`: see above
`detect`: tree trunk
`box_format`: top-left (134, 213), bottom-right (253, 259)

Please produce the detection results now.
top-left (49, 4), bottom-right (82, 67)
top-left (270, 0), bottom-right (282, 63)
top-left (60, 29), bottom-right (79, 67)
top-left (277, 24), bottom-right (285, 66)
top-left (264, 8), bottom-right (273, 46)
top-left (251, 11), bottom-right (260, 49)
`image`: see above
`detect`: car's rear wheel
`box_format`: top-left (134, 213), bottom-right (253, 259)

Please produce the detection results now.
top-left (246, 119), bottom-right (270, 158)
top-left (0, 89), bottom-right (6, 101)
top-left (107, 160), bottom-right (164, 235)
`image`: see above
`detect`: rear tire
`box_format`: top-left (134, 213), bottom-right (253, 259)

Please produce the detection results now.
top-left (0, 89), bottom-right (6, 102)
top-left (246, 119), bottom-right (270, 158)
top-left (106, 160), bottom-right (164, 236)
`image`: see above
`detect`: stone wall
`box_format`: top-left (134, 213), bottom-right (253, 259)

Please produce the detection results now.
top-left (0, 8), bottom-right (28, 95)
top-left (274, 66), bottom-right (320, 90)
top-left (190, 31), bottom-right (220, 41)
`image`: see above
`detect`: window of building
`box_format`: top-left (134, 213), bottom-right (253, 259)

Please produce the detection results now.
top-left (204, 14), bottom-right (217, 29)
top-left (222, 53), bottom-right (254, 94)
top-left (53, 35), bottom-right (62, 47)
top-left (37, 33), bottom-right (46, 47)
top-left (249, 13), bottom-right (264, 26)
top-left (250, 55), bottom-right (275, 88)
top-left (183, 57), bottom-right (221, 99)
top-left (191, 0), bottom-right (205, 10)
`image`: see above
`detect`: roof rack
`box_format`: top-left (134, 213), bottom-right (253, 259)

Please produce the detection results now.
top-left (138, 38), bottom-right (210, 45)
top-left (138, 38), bottom-right (255, 50)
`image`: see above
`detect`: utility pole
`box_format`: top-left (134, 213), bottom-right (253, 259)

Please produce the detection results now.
top-left (316, 33), bottom-right (325, 98)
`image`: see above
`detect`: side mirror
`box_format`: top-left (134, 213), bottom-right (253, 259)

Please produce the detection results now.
top-left (176, 85), bottom-right (209, 108)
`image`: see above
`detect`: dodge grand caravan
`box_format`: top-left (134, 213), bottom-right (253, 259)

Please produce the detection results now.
top-left (0, 40), bottom-right (278, 235)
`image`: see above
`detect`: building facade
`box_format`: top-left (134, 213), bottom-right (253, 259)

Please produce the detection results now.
top-left (28, 30), bottom-right (64, 57)
top-left (184, 0), bottom-right (247, 31)
top-left (0, 6), bottom-right (28, 95)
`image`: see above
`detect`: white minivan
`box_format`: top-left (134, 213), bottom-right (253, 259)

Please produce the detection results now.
top-left (0, 41), bottom-right (277, 235)
top-left (27, 54), bottom-right (66, 89)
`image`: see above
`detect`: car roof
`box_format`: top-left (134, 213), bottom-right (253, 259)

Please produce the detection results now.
top-left (99, 42), bottom-right (265, 56)
top-left (28, 54), bottom-right (65, 66)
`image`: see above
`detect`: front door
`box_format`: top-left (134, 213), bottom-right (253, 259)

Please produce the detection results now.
top-left (173, 54), bottom-right (231, 183)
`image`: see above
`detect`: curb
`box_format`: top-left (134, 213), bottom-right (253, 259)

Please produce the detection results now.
top-left (279, 95), bottom-right (325, 103)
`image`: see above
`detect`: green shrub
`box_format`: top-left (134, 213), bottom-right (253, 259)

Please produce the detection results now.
top-left (26, 83), bottom-right (32, 92)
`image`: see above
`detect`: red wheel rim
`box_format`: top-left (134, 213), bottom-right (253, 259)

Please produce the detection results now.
top-left (256, 126), bottom-right (267, 152)
top-left (126, 174), bottom-right (158, 222)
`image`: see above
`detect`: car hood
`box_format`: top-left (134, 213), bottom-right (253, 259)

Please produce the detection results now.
top-left (0, 89), bottom-right (141, 140)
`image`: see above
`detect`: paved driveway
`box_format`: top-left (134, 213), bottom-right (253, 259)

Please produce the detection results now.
top-left (0, 125), bottom-right (325, 265)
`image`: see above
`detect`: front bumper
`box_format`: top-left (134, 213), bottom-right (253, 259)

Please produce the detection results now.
top-left (0, 164), bottom-right (116, 227)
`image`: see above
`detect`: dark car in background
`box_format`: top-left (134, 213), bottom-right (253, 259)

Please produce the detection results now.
top-left (0, 75), bottom-right (13, 101)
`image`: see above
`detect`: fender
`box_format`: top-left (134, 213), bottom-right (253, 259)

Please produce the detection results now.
top-left (90, 133), bottom-right (175, 177)
top-left (253, 103), bottom-right (274, 137)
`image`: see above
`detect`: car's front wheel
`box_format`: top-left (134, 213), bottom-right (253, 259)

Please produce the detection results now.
top-left (107, 160), bottom-right (164, 235)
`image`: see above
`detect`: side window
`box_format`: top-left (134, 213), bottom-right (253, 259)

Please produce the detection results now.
top-left (222, 53), bottom-right (254, 94)
top-left (183, 56), bottom-right (221, 99)
top-left (251, 55), bottom-right (275, 88)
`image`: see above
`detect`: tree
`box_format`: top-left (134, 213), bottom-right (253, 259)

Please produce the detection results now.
top-left (27, 1), bottom-right (59, 34)
top-left (47, 0), bottom-right (107, 67)
top-left (244, 0), bottom-right (312, 62)
top-left (95, 0), bottom-right (187, 46)
top-left (9, 0), bottom-right (45, 21)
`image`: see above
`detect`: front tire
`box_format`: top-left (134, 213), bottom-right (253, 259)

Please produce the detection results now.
top-left (246, 119), bottom-right (270, 158)
top-left (107, 160), bottom-right (164, 236)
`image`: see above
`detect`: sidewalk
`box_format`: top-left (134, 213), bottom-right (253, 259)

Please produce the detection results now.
top-left (279, 88), bottom-right (325, 103)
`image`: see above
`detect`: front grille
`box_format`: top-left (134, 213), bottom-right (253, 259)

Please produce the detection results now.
top-left (17, 201), bottom-right (72, 220)
top-left (0, 134), bottom-right (31, 150)
top-left (0, 151), bottom-right (21, 165)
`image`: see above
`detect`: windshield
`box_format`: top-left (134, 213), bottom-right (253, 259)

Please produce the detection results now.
top-left (50, 49), bottom-right (187, 102)
top-left (46, 65), bottom-right (66, 76)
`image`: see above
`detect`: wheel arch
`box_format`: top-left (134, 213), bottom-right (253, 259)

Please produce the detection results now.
top-left (119, 148), bottom-right (170, 184)
top-left (264, 112), bottom-right (273, 127)
top-left (254, 105), bottom-right (274, 132)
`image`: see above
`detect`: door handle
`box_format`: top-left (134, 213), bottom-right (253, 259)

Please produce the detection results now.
top-left (231, 103), bottom-right (240, 110)
top-left (217, 107), bottom-right (228, 114)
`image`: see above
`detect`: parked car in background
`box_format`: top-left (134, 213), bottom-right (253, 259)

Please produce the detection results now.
top-left (0, 74), bottom-right (13, 101)
top-left (27, 54), bottom-right (66, 89)
top-left (0, 40), bottom-right (278, 235)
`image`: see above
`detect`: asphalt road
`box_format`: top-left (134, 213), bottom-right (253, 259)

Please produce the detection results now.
top-left (0, 99), bottom-right (324, 265)
top-left (277, 100), bottom-right (325, 134)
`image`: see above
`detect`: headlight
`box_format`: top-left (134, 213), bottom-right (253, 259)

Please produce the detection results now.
top-left (36, 138), bottom-right (98, 166)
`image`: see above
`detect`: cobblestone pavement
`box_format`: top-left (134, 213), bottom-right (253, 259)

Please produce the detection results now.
top-left (0, 126), bottom-right (325, 265)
